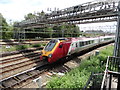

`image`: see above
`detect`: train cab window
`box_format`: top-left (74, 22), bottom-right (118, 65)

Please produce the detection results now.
top-left (59, 44), bottom-right (63, 48)
top-left (44, 40), bottom-right (57, 51)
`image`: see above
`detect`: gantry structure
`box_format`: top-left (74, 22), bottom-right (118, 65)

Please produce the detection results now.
top-left (15, 0), bottom-right (118, 28)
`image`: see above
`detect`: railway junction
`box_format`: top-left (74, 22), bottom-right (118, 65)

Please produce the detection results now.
top-left (0, 0), bottom-right (120, 89)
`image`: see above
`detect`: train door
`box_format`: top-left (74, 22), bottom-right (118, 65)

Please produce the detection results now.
top-left (62, 43), bottom-right (71, 57)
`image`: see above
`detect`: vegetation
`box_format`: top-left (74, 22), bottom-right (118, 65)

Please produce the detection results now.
top-left (46, 45), bottom-right (114, 88)
top-left (0, 13), bottom-right (13, 39)
top-left (2, 43), bottom-right (46, 52)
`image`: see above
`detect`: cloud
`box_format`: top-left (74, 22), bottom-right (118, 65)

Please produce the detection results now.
top-left (0, 0), bottom-right (43, 21)
top-left (0, 0), bottom-right (93, 22)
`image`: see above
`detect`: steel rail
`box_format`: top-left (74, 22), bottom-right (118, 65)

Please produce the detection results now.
top-left (0, 52), bottom-right (41, 64)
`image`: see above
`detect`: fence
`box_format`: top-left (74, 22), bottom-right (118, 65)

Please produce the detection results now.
top-left (101, 56), bottom-right (120, 90)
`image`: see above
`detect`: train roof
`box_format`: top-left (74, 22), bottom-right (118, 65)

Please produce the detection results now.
top-left (52, 35), bottom-right (115, 43)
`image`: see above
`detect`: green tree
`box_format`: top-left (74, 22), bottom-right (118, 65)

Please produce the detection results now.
top-left (53, 23), bottom-right (80, 38)
top-left (37, 10), bottom-right (45, 16)
top-left (0, 13), bottom-right (13, 39)
top-left (24, 13), bottom-right (36, 20)
top-left (47, 27), bottom-right (53, 38)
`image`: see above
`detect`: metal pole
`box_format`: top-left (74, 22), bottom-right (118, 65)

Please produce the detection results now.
top-left (62, 29), bottom-right (64, 38)
top-left (114, 1), bottom-right (120, 57)
top-left (109, 74), bottom-right (112, 90)
top-left (115, 1), bottom-right (120, 90)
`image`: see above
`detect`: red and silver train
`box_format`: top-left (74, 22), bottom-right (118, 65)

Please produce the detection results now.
top-left (40, 36), bottom-right (115, 63)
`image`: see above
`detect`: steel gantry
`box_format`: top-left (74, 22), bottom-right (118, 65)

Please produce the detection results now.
top-left (114, 1), bottom-right (120, 57)
top-left (15, 0), bottom-right (118, 28)
top-left (114, 1), bottom-right (120, 90)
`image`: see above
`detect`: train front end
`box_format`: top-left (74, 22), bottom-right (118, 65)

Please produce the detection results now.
top-left (40, 39), bottom-right (60, 63)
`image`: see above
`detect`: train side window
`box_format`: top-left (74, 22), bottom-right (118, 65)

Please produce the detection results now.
top-left (91, 40), bottom-right (94, 44)
top-left (88, 41), bottom-right (90, 45)
top-left (82, 42), bottom-right (84, 46)
top-left (84, 41), bottom-right (87, 45)
top-left (80, 42), bottom-right (83, 46)
top-left (88, 41), bottom-right (90, 44)
top-left (76, 43), bottom-right (78, 47)
top-left (90, 40), bottom-right (92, 44)
top-left (71, 43), bottom-right (74, 46)
top-left (79, 42), bottom-right (81, 47)
top-left (86, 41), bottom-right (89, 45)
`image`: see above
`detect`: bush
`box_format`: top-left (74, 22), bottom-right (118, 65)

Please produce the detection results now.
top-left (32, 44), bottom-right (41, 47)
top-left (16, 45), bottom-right (29, 50)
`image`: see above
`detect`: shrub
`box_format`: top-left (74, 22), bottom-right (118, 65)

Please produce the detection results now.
top-left (32, 44), bottom-right (41, 47)
top-left (16, 45), bottom-right (29, 50)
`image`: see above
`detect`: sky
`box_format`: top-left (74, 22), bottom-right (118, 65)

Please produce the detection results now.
top-left (0, 0), bottom-right (95, 22)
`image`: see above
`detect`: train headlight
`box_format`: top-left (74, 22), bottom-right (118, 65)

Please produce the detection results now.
top-left (48, 54), bottom-right (52, 58)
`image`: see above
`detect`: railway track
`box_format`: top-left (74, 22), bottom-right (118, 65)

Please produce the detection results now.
top-left (0, 40), bottom-right (114, 88)
top-left (1, 47), bottom-right (43, 57)
top-left (0, 65), bottom-right (49, 88)
top-left (0, 39), bottom-right (51, 45)
top-left (0, 49), bottom-right (43, 80)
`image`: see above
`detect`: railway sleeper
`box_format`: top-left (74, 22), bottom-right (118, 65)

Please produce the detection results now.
top-left (5, 71), bottom-right (40, 88)
top-left (2, 78), bottom-right (18, 88)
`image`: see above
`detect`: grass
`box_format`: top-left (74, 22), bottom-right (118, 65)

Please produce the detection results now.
top-left (46, 45), bottom-right (114, 88)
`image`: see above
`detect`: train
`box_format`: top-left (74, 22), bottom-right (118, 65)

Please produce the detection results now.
top-left (40, 36), bottom-right (115, 63)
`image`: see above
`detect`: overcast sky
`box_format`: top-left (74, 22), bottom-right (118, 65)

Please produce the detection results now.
top-left (0, 0), bottom-right (95, 22)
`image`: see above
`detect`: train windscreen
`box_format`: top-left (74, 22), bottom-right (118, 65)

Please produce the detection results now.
top-left (44, 39), bottom-right (57, 51)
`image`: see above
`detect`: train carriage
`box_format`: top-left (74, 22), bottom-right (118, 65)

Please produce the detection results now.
top-left (40, 36), bottom-right (115, 63)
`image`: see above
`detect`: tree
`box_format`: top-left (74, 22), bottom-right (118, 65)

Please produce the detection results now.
top-left (52, 23), bottom-right (80, 38)
top-left (24, 11), bottom-right (45, 20)
top-left (37, 10), bottom-right (45, 16)
top-left (24, 13), bottom-right (36, 20)
top-left (0, 13), bottom-right (13, 39)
